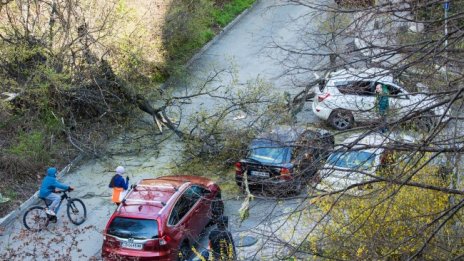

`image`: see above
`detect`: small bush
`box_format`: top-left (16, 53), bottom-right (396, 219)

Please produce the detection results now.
top-left (7, 131), bottom-right (50, 164)
top-left (213, 0), bottom-right (256, 27)
top-left (162, 0), bottom-right (256, 74)
top-left (163, 0), bottom-right (215, 66)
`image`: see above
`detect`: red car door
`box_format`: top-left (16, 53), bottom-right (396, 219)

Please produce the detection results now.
top-left (182, 186), bottom-right (209, 238)
top-left (191, 186), bottom-right (211, 230)
top-left (167, 194), bottom-right (193, 245)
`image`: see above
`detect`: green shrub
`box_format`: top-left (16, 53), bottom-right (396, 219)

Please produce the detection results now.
top-left (162, 0), bottom-right (256, 74)
top-left (39, 109), bottom-right (63, 134)
top-left (163, 0), bottom-right (215, 66)
top-left (7, 131), bottom-right (50, 164)
top-left (0, 43), bottom-right (48, 85)
top-left (213, 0), bottom-right (255, 27)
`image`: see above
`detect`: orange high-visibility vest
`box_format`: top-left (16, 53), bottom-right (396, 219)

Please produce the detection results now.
top-left (112, 187), bottom-right (123, 203)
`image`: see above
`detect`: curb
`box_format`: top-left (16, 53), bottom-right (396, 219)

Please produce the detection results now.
top-left (0, 2), bottom-right (260, 230)
top-left (161, 0), bottom-right (260, 91)
top-left (185, 0), bottom-right (261, 68)
top-left (0, 154), bottom-right (84, 228)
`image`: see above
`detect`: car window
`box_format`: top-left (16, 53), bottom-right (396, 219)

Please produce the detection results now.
top-left (248, 139), bottom-right (289, 164)
top-left (168, 195), bottom-right (193, 225)
top-left (108, 217), bottom-right (158, 239)
top-left (384, 84), bottom-right (408, 98)
top-left (327, 151), bottom-right (376, 170)
top-left (336, 81), bottom-right (374, 96)
top-left (185, 186), bottom-right (208, 203)
top-left (190, 185), bottom-right (209, 197)
top-left (318, 79), bottom-right (327, 92)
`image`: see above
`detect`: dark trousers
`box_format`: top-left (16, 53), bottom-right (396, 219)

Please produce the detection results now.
top-left (379, 115), bottom-right (388, 133)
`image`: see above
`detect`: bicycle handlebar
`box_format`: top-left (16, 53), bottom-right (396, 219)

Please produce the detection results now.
top-left (55, 187), bottom-right (74, 193)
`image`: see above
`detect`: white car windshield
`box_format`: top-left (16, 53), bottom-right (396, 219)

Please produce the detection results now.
top-left (327, 151), bottom-right (376, 170)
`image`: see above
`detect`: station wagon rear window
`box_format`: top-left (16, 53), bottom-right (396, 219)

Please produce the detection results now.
top-left (248, 139), bottom-right (289, 164)
top-left (108, 217), bottom-right (158, 239)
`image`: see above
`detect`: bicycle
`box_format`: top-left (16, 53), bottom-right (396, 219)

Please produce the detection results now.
top-left (23, 188), bottom-right (87, 231)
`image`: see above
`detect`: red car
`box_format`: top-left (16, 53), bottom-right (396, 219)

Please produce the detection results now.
top-left (102, 175), bottom-right (224, 261)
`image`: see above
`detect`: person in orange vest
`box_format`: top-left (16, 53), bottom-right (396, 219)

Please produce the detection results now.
top-left (109, 166), bottom-right (129, 206)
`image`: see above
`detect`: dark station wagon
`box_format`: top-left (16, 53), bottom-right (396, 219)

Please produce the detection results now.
top-left (235, 126), bottom-right (334, 195)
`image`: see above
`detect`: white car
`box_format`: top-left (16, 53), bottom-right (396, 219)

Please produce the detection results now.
top-left (317, 133), bottom-right (416, 193)
top-left (317, 133), bottom-right (385, 193)
top-left (312, 68), bottom-right (447, 130)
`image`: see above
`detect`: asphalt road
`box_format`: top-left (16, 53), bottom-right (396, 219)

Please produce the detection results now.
top-left (0, 1), bottom-right (324, 260)
top-left (169, 0), bottom-right (323, 128)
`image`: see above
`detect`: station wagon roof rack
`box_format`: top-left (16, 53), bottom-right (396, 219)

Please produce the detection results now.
top-left (121, 198), bottom-right (166, 207)
top-left (132, 183), bottom-right (178, 192)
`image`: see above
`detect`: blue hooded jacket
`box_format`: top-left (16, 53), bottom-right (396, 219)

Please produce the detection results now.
top-left (39, 168), bottom-right (70, 198)
top-left (109, 174), bottom-right (129, 190)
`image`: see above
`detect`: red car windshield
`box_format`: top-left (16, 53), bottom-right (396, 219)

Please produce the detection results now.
top-left (108, 217), bottom-right (158, 239)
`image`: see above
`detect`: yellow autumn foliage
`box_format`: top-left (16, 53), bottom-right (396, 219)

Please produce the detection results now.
top-left (315, 152), bottom-right (464, 260)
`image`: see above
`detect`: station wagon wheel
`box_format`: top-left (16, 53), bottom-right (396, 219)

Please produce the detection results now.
top-left (329, 110), bottom-right (354, 130)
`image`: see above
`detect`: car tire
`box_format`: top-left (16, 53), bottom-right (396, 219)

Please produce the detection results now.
top-left (328, 110), bottom-right (354, 130)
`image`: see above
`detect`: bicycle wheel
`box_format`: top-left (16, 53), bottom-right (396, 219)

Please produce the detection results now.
top-left (23, 206), bottom-right (49, 231)
top-left (66, 198), bottom-right (87, 225)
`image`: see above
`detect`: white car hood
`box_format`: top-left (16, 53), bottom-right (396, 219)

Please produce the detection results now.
top-left (318, 164), bottom-right (375, 192)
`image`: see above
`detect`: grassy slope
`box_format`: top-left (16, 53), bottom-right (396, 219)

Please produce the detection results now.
top-left (0, 0), bottom-right (256, 218)
top-left (213, 0), bottom-right (256, 27)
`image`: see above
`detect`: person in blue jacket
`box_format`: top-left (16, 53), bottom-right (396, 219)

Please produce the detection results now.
top-left (109, 166), bottom-right (129, 205)
top-left (39, 167), bottom-right (74, 216)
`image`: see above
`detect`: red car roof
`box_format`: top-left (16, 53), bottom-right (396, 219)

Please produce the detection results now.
top-left (153, 175), bottom-right (215, 187)
top-left (114, 175), bottom-right (216, 217)
top-left (116, 204), bottom-right (164, 217)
